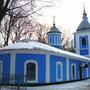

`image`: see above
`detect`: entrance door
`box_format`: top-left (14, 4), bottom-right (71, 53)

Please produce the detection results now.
top-left (79, 66), bottom-right (82, 80)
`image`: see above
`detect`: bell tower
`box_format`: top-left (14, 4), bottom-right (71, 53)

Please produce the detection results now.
top-left (74, 7), bottom-right (90, 57)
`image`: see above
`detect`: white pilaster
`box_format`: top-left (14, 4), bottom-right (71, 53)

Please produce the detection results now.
top-left (10, 52), bottom-right (16, 83)
top-left (66, 57), bottom-right (69, 81)
top-left (46, 54), bottom-right (50, 83)
top-left (87, 68), bottom-right (88, 78)
top-left (76, 35), bottom-right (80, 55)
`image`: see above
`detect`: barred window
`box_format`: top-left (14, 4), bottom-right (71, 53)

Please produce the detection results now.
top-left (26, 62), bottom-right (36, 81)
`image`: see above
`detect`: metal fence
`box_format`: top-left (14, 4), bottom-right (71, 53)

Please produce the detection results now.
top-left (0, 75), bottom-right (89, 90)
top-left (0, 86), bottom-right (89, 90)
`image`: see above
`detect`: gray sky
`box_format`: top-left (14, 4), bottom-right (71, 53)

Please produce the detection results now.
top-left (38, 0), bottom-right (90, 33)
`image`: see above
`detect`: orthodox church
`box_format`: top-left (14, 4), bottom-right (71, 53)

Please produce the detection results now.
top-left (0, 8), bottom-right (90, 85)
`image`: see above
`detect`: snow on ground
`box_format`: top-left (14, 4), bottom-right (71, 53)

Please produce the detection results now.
top-left (26, 79), bottom-right (90, 90)
top-left (1, 79), bottom-right (90, 90)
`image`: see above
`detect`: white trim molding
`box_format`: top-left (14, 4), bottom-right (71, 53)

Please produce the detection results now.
top-left (46, 54), bottom-right (50, 83)
top-left (71, 64), bottom-right (76, 80)
top-left (24, 60), bottom-right (38, 83)
top-left (66, 57), bottom-right (69, 81)
top-left (56, 61), bottom-right (63, 81)
top-left (87, 68), bottom-right (88, 78)
top-left (10, 53), bottom-right (16, 83)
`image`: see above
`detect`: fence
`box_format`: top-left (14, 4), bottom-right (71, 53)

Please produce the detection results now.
top-left (0, 86), bottom-right (89, 90)
top-left (0, 75), bottom-right (89, 90)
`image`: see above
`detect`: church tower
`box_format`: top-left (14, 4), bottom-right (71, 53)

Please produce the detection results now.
top-left (74, 7), bottom-right (90, 57)
top-left (47, 16), bottom-right (62, 49)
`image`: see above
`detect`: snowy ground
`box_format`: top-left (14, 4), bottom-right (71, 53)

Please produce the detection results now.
top-left (1, 79), bottom-right (90, 90)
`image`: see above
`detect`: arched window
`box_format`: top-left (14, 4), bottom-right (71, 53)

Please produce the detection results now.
top-left (25, 60), bottom-right (38, 83)
top-left (27, 62), bottom-right (36, 80)
top-left (71, 64), bottom-right (76, 79)
top-left (56, 61), bottom-right (62, 81)
top-left (82, 37), bottom-right (86, 46)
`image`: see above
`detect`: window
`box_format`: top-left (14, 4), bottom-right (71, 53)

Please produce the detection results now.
top-left (26, 62), bottom-right (36, 80)
top-left (82, 37), bottom-right (86, 46)
top-left (56, 62), bottom-right (62, 81)
top-left (49, 36), bottom-right (53, 45)
top-left (71, 64), bottom-right (76, 79)
top-left (25, 60), bottom-right (38, 83)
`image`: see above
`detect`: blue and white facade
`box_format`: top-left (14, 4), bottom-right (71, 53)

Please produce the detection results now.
top-left (74, 8), bottom-right (90, 57)
top-left (0, 41), bottom-right (90, 84)
top-left (0, 8), bottom-right (90, 85)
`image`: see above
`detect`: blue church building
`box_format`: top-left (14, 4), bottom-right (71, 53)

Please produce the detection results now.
top-left (0, 8), bottom-right (90, 85)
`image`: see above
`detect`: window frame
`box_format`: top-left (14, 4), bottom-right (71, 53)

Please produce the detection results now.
top-left (79, 36), bottom-right (88, 48)
top-left (56, 61), bottom-right (63, 81)
top-left (49, 36), bottom-right (54, 45)
top-left (71, 64), bottom-right (76, 80)
top-left (24, 60), bottom-right (38, 83)
top-left (82, 37), bottom-right (86, 46)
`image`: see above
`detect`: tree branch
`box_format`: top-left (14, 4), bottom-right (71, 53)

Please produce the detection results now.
top-left (7, 5), bottom-right (51, 18)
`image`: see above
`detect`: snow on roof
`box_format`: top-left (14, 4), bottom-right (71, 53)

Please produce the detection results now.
top-left (1, 41), bottom-right (90, 61)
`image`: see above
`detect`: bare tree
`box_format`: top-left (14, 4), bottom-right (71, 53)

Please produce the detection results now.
top-left (36, 24), bottom-right (49, 44)
top-left (10, 18), bottom-right (36, 43)
top-left (0, 0), bottom-right (10, 22)
top-left (0, 0), bottom-right (59, 47)
top-left (0, 0), bottom-right (32, 46)
top-left (61, 28), bottom-right (73, 51)
top-left (0, 0), bottom-right (54, 22)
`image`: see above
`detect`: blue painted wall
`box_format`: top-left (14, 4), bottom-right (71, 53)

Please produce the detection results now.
top-left (15, 53), bottom-right (46, 84)
top-left (69, 59), bottom-right (87, 80)
top-left (50, 55), bottom-right (66, 82)
top-left (80, 49), bottom-right (88, 55)
top-left (0, 54), bottom-right (10, 83)
top-left (48, 33), bottom-right (61, 49)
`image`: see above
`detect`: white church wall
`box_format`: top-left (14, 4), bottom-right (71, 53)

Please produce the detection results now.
top-left (75, 30), bottom-right (90, 57)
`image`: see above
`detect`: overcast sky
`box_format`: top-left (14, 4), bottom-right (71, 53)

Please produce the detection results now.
top-left (38, 0), bottom-right (90, 33)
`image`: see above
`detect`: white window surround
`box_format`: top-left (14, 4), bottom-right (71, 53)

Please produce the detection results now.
top-left (80, 36), bottom-right (88, 48)
top-left (54, 35), bottom-right (56, 45)
top-left (56, 61), bottom-right (63, 81)
top-left (24, 60), bottom-right (38, 83)
top-left (71, 64), bottom-right (76, 80)
top-left (0, 61), bottom-right (2, 82)
top-left (54, 35), bottom-right (59, 45)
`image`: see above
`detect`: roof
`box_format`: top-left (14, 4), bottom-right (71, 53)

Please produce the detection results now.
top-left (47, 24), bottom-right (61, 34)
top-left (77, 19), bottom-right (90, 31)
top-left (77, 8), bottom-right (90, 31)
top-left (1, 41), bottom-right (90, 61)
